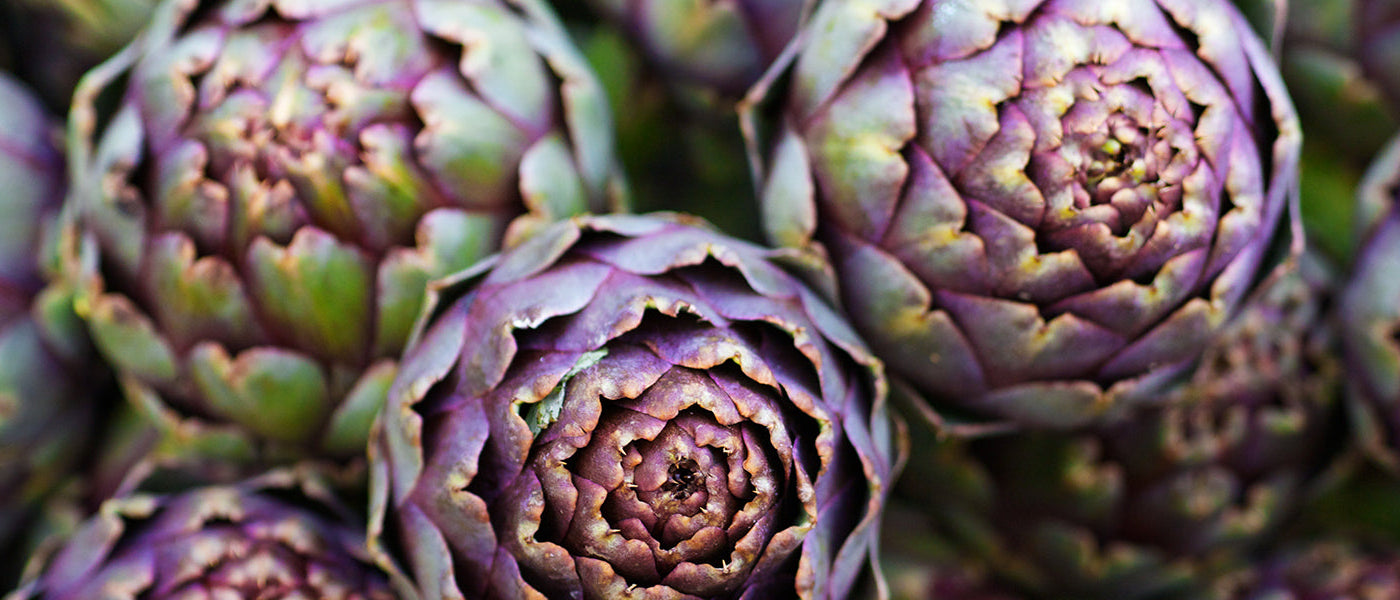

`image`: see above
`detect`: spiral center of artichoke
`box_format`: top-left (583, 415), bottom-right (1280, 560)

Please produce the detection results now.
top-left (662, 457), bottom-right (705, 500)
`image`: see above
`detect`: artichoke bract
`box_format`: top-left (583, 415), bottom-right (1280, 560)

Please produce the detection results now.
top-left (1341, 134), bottom-right (1400, 469)
top-left (10, 468), bottom-right (393, 600)
top-left (583, 0), bottom-right (804, 98)
top-left (67, 0), bottom-right (625, 461)
top-left (0, 72), bottom-right (111, 587)
top-left (370, 214), bottom-right (897, 599)
top-left (745, 0), bottom-right (1301, 428)
top-left (0, 0), bottom-right (158, 111)
top-left (899, 255), bottom-right (1341, 598)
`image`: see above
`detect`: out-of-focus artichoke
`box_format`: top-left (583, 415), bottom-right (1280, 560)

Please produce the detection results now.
top-left (1341, 134), bottom-right (1400, 469)
top-left (1359, 0), bottom-right (1400, 114)
top-left (897, 254), bottom-right (1342, 599)
top-left (0, 0), bottom-right (158, 112)
top-left (878, 502), bottom-right (1023, 600)
top-left (9, 467), bottom-right (393, 600)
top-left (1212, 542), bottom-right (1400, 599)
top-left (0, 72), bottom-right (114, 590)
top-left (370, 214), bottom-right (897, 599)
top-left (66, 0), bottom-right (626, 462)
top-left (581, 0), bottom-right (804, 99)
top-left (745, 0), bottom-right (1301, 429)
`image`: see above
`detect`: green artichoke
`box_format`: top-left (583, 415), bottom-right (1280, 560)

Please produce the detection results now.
top-left (67, 0), bottom-right (625, 462)
top-left (1341, 133), bottom-right (1400, 469)
top-left (9, 468), bottom-right (392, 599)
top-left (897, 254), bottom-right (1342, 599)
top-left (745, 0), bottom-right (1302, 429)
top-left (0, 71), bottom-right (114, 589)
top-left (582, 0), bottom-right (804, 98)
top-left (370, 213), bottom-right (897, 599)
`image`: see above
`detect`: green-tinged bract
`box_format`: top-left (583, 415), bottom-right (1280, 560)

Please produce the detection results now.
top-left (0, 72), bottom-right (114, 590)
top-left (66, 0), bottom-right (627, 463)
top-left (583, 0), bottom-right (805, 99)
top-left (370, 213), bottom-right (897, 599)
top-left (745, 0), bottom-right (1302, 429)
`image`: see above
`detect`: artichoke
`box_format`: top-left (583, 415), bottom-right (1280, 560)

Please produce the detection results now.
top-left (897, 254), bottom-right (1342, 599)
top-left (581, 0), bottom-right (804, 99)
top-left (9, 468), bottom-right (393, 599)
top-left (370, 214), bottom-right (897, 599)
top-left (1341, 133), bottom-right (1400, 469)
top-left (1213, 542), bottom-right (1400, 599)
top-left (745, 0), bottom-right (1302, 428)
top-left (0, 71), bottom-right (113, 589)
top-left (67, 0), bottom-right (625, 461)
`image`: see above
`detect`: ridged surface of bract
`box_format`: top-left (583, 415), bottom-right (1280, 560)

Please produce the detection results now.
top-left (898, 254), bottom-right (1341, 599)
top-left (746, 0), bottom-right (1301, 429)
top-left (370, 213), bottom-right (896, 599)
top-left (1342, 134), bottom-right (1400, 469)
top-left (67, 0), bottom-right (626, 461)
top-left (0, 72), bottom-right (111, 587)
top-left (584, 0), bottom-right (804, 97)
top-left (9, 468), bottom-right (393, 600)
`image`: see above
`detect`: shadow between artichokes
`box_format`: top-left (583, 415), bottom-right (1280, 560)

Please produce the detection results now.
top-left (742, 0), bottom-right (1302, 430)
top-left (65, 0), bottom-right (627, 464)
top-left (369, 213), bottom-right (899, 599)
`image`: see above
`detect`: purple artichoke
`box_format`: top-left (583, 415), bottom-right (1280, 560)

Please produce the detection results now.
top-left (0, 71), bottom-right (113, 587)
top-left (896, 254), bottom-right (1342, 598)
top-left (744, 0), bottom-right (1302, 428)
top-left (370, 214), bottom-right (897, 599)
top-left (1341, 133), bottom-right (1400, 469)
top-left (10, 468), bottom-right (393, 600)
top-left (66, 0), bottom-right (626, 461)
top-left (583, 0), bottom-right (804, 98)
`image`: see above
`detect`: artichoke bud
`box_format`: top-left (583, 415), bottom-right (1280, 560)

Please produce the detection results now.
top-left (370, 213), bottom-right (897, 599)
top-left (67, 0), bottom-right (627, 461)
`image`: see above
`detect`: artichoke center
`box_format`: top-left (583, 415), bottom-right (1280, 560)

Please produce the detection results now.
top-left (662, 457), bottom-right (705, 500)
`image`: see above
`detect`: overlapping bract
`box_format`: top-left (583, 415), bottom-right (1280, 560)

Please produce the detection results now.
top-left (67, 0), bottom-right (625, 461)
top-left (583, 0), bottom-right (804, 97)
top-left (0, 72), bottom-right (111, 585)
top-left (898, 256), bottom-right (1341, 599)
top-left (746, 0), bottom-right (1301, 428)
top-left (1342, 134), bottom-right (1400, 468)
top-left (370, 214), bottom-right (896, 599)
top-left (10, 469), bottom-right (392, 600)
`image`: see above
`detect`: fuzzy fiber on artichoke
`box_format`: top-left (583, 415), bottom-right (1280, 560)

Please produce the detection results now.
top-left (370, 213), bottom-right (898, 600)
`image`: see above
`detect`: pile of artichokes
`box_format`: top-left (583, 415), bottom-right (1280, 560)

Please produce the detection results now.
top-left (1, 0), bottom-right (1399, 598)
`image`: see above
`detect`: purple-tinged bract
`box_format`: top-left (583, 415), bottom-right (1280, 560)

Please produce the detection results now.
top-left (67, 0), bottom-right (626, 461)
top-left (1341, 133), bottom-right (1400, 469)
top-left (1214, 542), bottom-right (1400, 599)
top-left (10, 468), bottom-right (393, 600)
top-left (370, 213), bottom-right (897, 599)
top-left (745, 0), bottom-right (1302, 429)
top-left (0, 72), bottom-right (112, 587)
